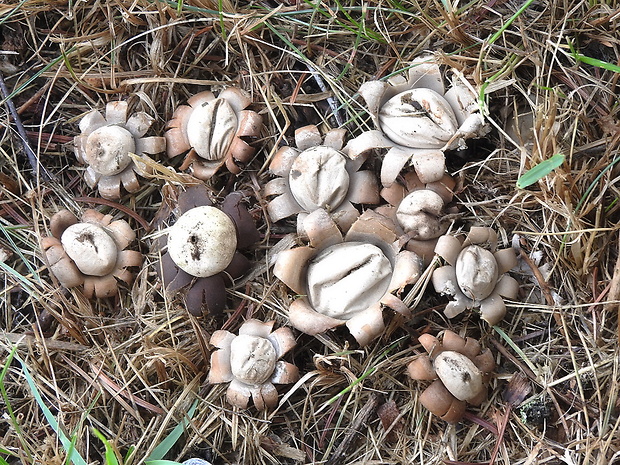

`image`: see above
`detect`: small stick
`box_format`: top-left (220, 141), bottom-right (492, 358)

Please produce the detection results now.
top-left (462, 411), bottom-right (498, 435)
top-left (289, 71), bottom-right (308, 105)
top-left (0, 72), bottom-right (54, 181)
top-left (516, 245), bottom-right (564, 331)
top-left (489, 373), bottom-right (531, 465)
top-left (517, 248), bottom-right (555, 307)
top-left (221, 283), bottom-right (251, 331)
top-left (2, 331), bottom-right (87, 352)
top-left (490, 337), bottom-right (538, 382)
top-left (17, 79), bottom-right (51, 115)
top-left (290, 39), bottom-right (342, 58)
top-left (306, 65), bottom-right (345, 127)
top-left (325, 394), bottom-right (378, 465)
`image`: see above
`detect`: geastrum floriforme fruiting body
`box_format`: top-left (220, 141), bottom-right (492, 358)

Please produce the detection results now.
top-left (159, 184), bottom-right (260, 316)
top-left (407, 330), bottom-right (495, 423)
top-left (74, 101), bottom-right (166, 200)
top-left (376, 171), bottom-right (456, 264)
top-left (265, 124), bottom-right (380, 234)
top-left (165, 88), bottom-right (263, 180)
top-left (209, 319), bottom-right (299, 410)
top-left (274, 209), bottom-right (422, 346)
top-left (41, 209), bottom-right (143, 298)
top-left (432, 227), bottom-right (519, 325)
top-left (344, 56), bottom-right (486, 187)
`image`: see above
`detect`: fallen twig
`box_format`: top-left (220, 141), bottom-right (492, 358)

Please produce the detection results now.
top-left (325, 394), bottom-right (379, 465)
top-left (0, 72), bottom-right (54, 181)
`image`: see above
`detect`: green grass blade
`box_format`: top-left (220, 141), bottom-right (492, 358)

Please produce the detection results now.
top-left (569, 41), bottom-right (620, 73)
top-left (64, 436), bottom-right (80, 465)
top-left (317, 337), bottom-right (405, 413)
top-left (300, 0), bottom-right (384, 42)
top-left (321, 366), bottom-right (376, 410)
top-left (516, 153), bottom-right (565, 189)
top-left (575, 152), bottom-right (620, 213)
top-left (0, 345), bottom-right (32, 460)
top-left (0, 0), bottom-right (29, 26)
top-left (92, 428), bottom-right (120, 465)
top-left (145, 461), bottom-right (185, 465)
top-left (124, 445), bottom-right (136, 464)
top-left (0, 261), bottom-right (40, 296)
top-left (217, 0), bottom-right (227, 40)
top-left (0, 223), bottom-right (40, 282)
top-left (486, 0), bottom-right (536, 47)
top-left (0, 49), bottom-right (72, 104)
top-left (493, 326), bottom-right (539, 379)
top-left (145, 399), bottom-right (199, 461)
top-left (159, 0), bottom-right (220, 15)
top-left (12, 352), bottom-right (88, 465)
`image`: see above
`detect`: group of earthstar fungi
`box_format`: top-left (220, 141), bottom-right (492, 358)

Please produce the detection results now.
top-left (42, 56), bottom-right (521, 424)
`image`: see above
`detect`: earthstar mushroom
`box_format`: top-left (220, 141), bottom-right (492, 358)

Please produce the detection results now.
top-left (41, 209), bottom-right (142, 298)
top-left (375, 171), bottom-right (456, 264)
top-left (74, 101), bottom-right (166, 199)
top-left (165, 88), bottom-right (263, 180)
top-left (208, 319), bottom-right (299, 410)
top-left (159, 184), bottom-right (260, 316)
top-left (265, 124), bottom-right (380, 235)
top-left (407, 330), bottom-right (495, 423)
top-left (167, 206), bottom-right (237, 278)
top-left (274, 208), bottom-right (422, 346)
top-left (344, 56), bottom-right (486, 187)
top-left (431, 227), bottom-right (519, 325)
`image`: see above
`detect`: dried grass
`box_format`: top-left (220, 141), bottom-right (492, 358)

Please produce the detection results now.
top-left (1, 1), bottom-right (620, 464)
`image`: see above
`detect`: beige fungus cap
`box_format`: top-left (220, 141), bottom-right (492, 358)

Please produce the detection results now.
top-left (167, 206), bottom-right (237, 278)
top-left (61, 223), bottom-right (118, 277)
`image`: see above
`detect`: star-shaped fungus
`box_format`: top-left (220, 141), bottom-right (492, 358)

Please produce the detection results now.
top-left (159, 184), bottom-right (260, 316)
top-left (264, 124), bottom-right (380, 235)
top-left (165, 88), bottom-right (263, 180)
top-left (41, 209), bottom-right (142, 298)
top-left (432, 227), bottom-right (519, 325)
top-left (344, 55), bottom-right (486, 187)
top-left (74, 101), bottom-right (166, 199)
top-left (208, 319), bottom-right (299, 410)
top-left (274, 209), bottom-right (422, 346)
top-left (407, 330), bottom-right (495, 423)
top-left (376, 171), bottom-right (456, 265)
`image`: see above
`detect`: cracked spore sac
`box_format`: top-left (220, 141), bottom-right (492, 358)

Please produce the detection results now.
top-left (306, 242), bottom-right (391, 320)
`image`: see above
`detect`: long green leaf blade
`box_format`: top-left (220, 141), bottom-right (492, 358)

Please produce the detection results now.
top-left (517, 153), bottom-right (565, 189)
top-left (0, 345), bottom-right (32, 460)
top-left (92, 428), bottom-right (120, 465)
top-left (145, 400), bottom-right (199, 461)
top-left (13, 352), bottom-right (88, 465)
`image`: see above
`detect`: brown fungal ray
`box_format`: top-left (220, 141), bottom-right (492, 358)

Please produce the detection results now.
top-left (223, 252), bottom-right (252, 282)
top-left (419, 379), bottom-right (466, 423)
top-left (474, 348), bottom-right (496, 373)
top-left (178, 184), bottom-right (213, 214)
top-left (407, 355), bottom-right (436, 380)
top-left (220, 192), bottom-right (260, 249)
top-left (50, 210), bottom-right (78, 239)
top-left (43, 241), bottom-right (84, 288)
top-left (160, 251), bottom-right (193, 293)
top-left (441, 330), bottom-right (480, 358)
top-left (185, 274), bottom-right (227, 316)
